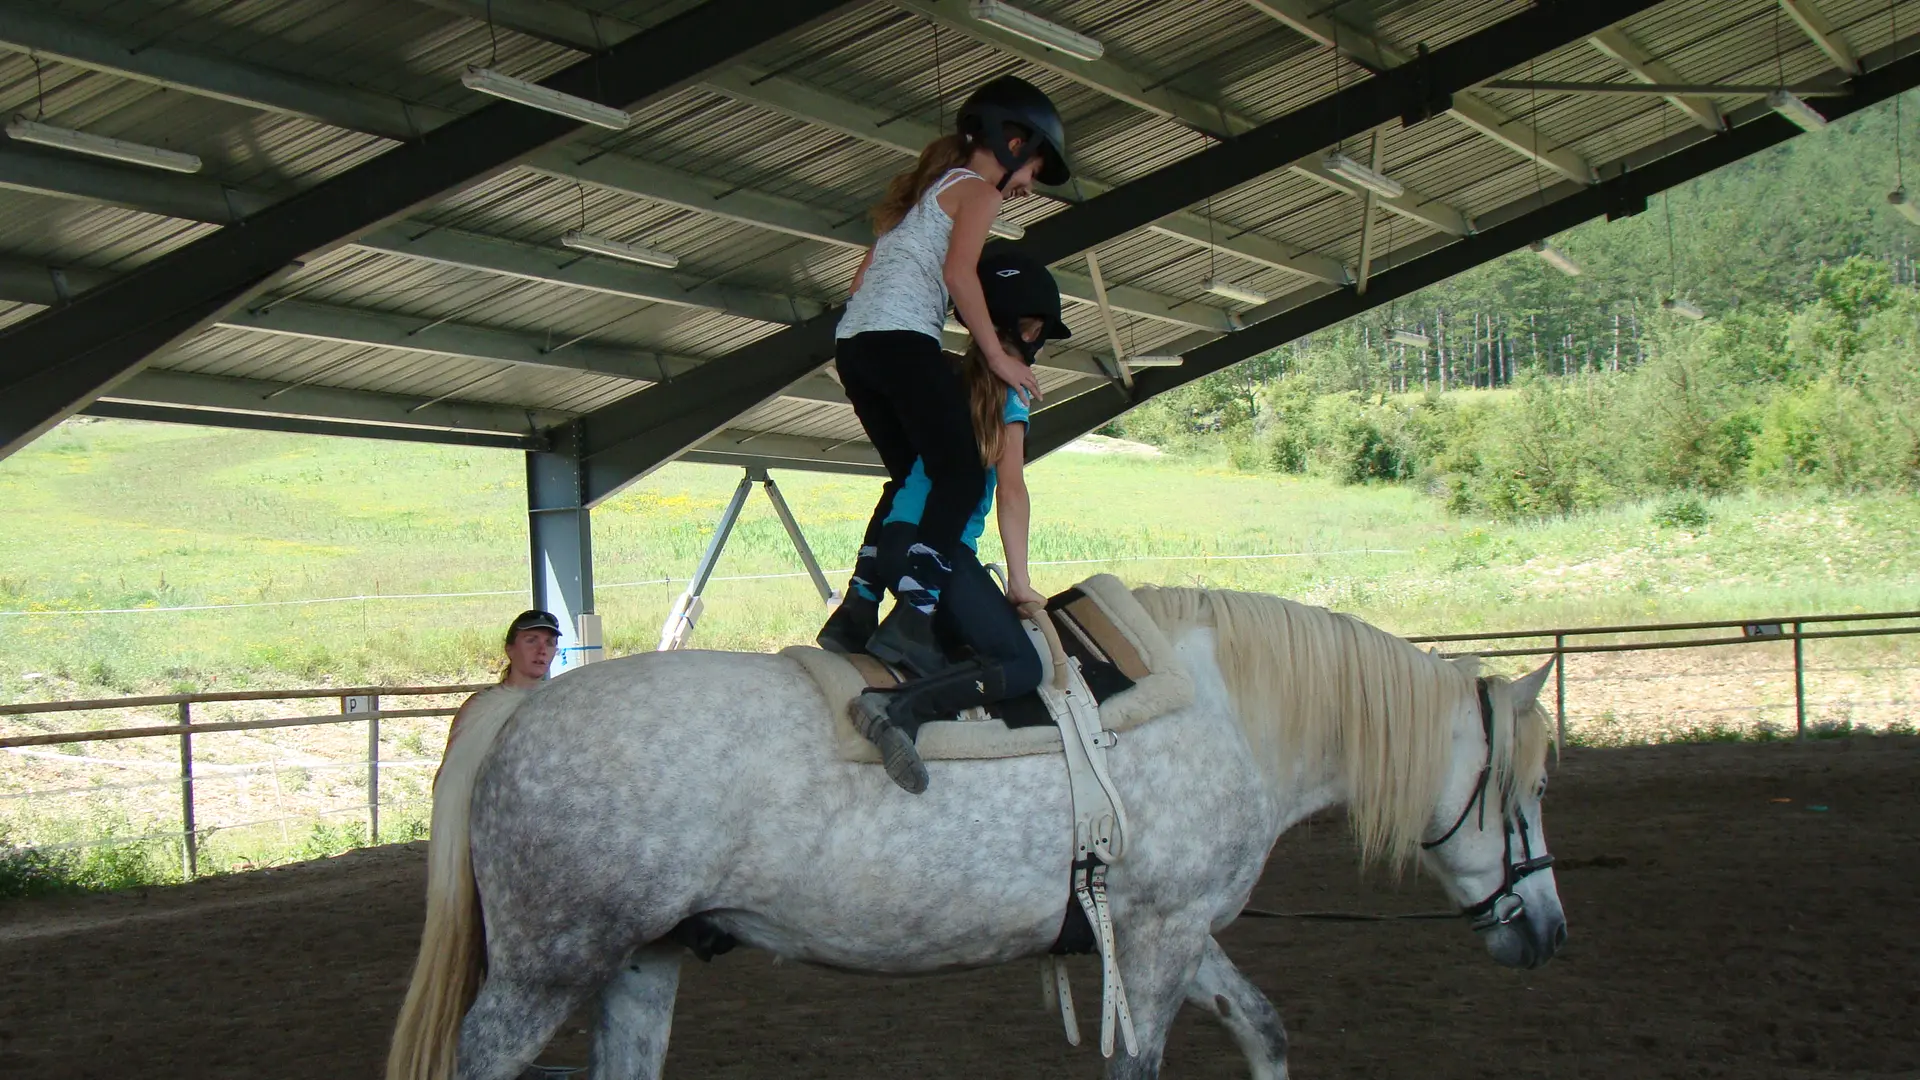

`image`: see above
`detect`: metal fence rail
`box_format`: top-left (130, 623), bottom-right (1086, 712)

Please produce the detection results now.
top-left (1, 683), bottom-right (487, 877)
top-left (4, 609), bottom-right (1917, 877)
top-left (1406, 610), bottom-right (1920, 747)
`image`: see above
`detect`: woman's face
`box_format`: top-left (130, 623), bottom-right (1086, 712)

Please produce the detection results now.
top-left (506, 629), bottom-right (558, 681)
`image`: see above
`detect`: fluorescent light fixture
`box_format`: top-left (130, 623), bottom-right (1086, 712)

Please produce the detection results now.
top-left (1530, 240), bottom-right (1583, 277)
top-left (1889, 188), bottom-right (1920, 226)
top-left (1662, 297), bottom-right (1706, 320)
top-left (4, 118), bottom-right (201, 173)
top-left (988, 218), bottom-right (1027, 240)
top-left (1767, 89), bottom-right (1826, 132)
top-left (462, 67), bottom-right (632, 130)
top-left (1204, 279), bottom-right (1270, 306)
top-left (970, 0), bottom-right (1105, 62)
top-left (1321, 151), bottom-right (1404, 199)
top-left (562, 231), bottom-right (679, 269)
top-left (1390, 329), bottom-right (1431, 348)
top-left (1125, 354), bottom-right (1184, 367)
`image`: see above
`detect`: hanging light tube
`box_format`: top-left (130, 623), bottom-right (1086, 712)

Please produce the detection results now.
top-left (1530, 240), bottom-right (1583, 277)
top-left (988, 218), bottom-right (1027, 240)
top-left (1662, 297), bottom-right (1706, 320)
top-left (1125, 354), bottom-right (1184, 367)
top-left (1889, 188), bottom-right (1920, 226)
top-left (1390, 329), bottom-right (1431, 349)
top-left (1321, 151), bottom-right (1405, 199)
top-left (1204, 279), bottom-right (1270, 306)
top-left (562, 231), bottom-right (679, 269)
top-left (4, 118), bottom-right (202, 173)
top-left (969, 0), bottom-right (1105, 62)
top-left (1767, 89), bottom-right (1827, 132)
top-left (462, 67), bottom-right (633, 130)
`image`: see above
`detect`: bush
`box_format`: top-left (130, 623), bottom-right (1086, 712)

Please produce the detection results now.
top-left (1651, 493), bottom-right (1713, 529)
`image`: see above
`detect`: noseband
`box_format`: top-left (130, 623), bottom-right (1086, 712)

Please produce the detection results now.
top-left (1420, 680), bottom-right (1555, 932)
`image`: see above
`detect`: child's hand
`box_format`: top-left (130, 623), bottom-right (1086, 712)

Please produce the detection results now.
top-left (986, 342), bottom-right (1043, 405)
top-left (1006, 579), bottom-right (1046, 607)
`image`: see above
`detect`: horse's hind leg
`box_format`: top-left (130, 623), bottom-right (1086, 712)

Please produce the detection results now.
top-left (592, 943), bottom-right (682, 1080)
top-left (456, 971), bottom-right (598, 1080)
top-left (1184, 936), bottom-right (1289, 1080)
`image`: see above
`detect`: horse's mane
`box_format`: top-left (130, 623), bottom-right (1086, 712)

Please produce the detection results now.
top-left (1133, 586), bottom-right (1552, 869)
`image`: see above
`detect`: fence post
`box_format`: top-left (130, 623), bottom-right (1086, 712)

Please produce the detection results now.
top-left (1553, 634), bottom-right (1567, 754)
top-left (367, 695), bottom-right (381, 844)
top-left (178, 701), bottom-right (197, 880)
top-left (1793, 622), bottom-right (1806, 739)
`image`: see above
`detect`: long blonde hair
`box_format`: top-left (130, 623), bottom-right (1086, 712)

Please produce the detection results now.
top-left (960, 329), bottom-right (1024, 466)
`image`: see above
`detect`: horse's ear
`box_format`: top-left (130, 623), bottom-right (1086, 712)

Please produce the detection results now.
top-left (1508, 659), bottom-right (1555, 714)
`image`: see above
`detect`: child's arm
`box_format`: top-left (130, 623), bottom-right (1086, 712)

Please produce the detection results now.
top-left (995, 421), bottom-right (1043, 607)
top-left (944, 182), bottom-right (1042, 405)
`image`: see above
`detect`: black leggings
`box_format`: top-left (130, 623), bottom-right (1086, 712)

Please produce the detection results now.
top-left (837, 331), bottom-right (986, 596)
top-left (934, 546), bottom-right (1043, 699)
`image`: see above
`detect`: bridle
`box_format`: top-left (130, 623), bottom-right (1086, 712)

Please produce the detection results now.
top-left (1420, 680), bottom-right (1555, 932)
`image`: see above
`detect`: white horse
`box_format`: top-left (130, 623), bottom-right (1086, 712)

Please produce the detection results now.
top-left (389, 585), bottom-right (1565, 1080)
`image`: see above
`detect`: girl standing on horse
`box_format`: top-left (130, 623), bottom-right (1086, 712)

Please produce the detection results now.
top-left (846, 249), bottom-right (1072, 793)
top-left (816, 74), bottom-right (1070, 679)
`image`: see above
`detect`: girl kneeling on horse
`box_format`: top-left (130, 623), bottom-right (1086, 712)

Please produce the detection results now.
top-left (846, 248), bottom-right (1071, 793)
top-left (818, 75), bottom-right (1069, 678)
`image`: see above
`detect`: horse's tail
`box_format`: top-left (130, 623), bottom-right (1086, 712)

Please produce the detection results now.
top-left (386, 687), bottom-right (526, 1080)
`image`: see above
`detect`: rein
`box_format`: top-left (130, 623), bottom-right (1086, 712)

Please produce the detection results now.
top-left (1236, 682), bottom-right (1556, 930)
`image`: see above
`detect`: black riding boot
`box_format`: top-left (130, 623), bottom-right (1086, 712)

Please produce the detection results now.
top-left (864, 603), bottom-right (950, 678)
top-left (815, 595), bottom-right (879, 655)
top-left (851, 657), bottom-right (1008, 794)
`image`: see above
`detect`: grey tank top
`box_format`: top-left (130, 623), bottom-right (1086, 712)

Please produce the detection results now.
top-left (837, 168), bottom-right (985, 342)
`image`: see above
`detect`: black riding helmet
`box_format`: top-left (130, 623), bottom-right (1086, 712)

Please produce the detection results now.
top-left (977, 246), bottom-right (1071, 365)
top-left (958, 75), bottom-right (1071, 188)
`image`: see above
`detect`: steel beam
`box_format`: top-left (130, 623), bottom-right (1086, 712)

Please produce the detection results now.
top-left (0, 0), bottom-right (860, 461)
top-left (1026, 33), bottom-right (1920, 459)
top-left (709, 64), bottom-right (1357, 280)
top-left (82, 399), bottom-right (541, 449)
top-left (0, 7), bottom-right (1244, 330)
top-left (568, 0), bottom-right (1665, 500)
top-left (528, 423), bottom-right (596, 675)
top-left (1243, 0), bottom-right (1597, 185)
top-left (1780, 0), bottom-right (1860, 75)
top-left (898, 0), bottom-right (1474, 236)
top-left (1011, 0), bottom-right (1659, 267)
top-left (96, 368), bottom-right (563, 435)
top-left (1588, 28), bottom-right (1725, 132)
top-left (0, 4), bottom-right (452, 141)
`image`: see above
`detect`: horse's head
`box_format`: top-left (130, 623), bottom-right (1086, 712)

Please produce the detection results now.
top-left (1419, 659), bottom-right (1565, 970)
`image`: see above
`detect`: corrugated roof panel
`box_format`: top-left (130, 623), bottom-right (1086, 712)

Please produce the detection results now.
top-left (0, 191), bottom-right (217, 269)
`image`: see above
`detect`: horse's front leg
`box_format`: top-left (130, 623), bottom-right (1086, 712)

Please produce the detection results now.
top-left (1101, 922), bottom-right (1211, 1080)
top-left (1184, 935), bottom-right (1289, 1080)
top-left (592, 943), bottom-right (682, 1080)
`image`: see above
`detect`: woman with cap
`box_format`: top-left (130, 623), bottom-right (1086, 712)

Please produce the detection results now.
top-left (443, 609), bottom-right (559, 753)
top-left (822, 74), bottom-right (1071, 681)
top-left (841, 248), bottom-right (1070, 794)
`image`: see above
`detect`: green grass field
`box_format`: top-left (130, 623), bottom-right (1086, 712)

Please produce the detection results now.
top-left (3, 416), bottom-right (1917, 701)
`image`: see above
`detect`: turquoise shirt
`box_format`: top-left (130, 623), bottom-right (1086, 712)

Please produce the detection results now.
top-left (884, 388), bottom-right (1030, 550)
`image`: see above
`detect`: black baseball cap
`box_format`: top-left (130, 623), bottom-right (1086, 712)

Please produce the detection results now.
top-left (977, 247), bottom-right (1071, 344)
top-left (507, 609), bottom-right (562, 639)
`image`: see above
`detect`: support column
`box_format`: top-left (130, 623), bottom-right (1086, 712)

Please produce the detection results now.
top-left (528, 422), bottom-right (597, 677)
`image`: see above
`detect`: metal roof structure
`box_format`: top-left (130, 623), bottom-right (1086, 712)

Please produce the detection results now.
top-left (3, 0), bottom-right (1920, 493)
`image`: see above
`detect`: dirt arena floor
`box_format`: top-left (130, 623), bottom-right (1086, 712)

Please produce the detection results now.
top-left (4, 735), bottom-right (1917, 1079)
